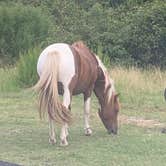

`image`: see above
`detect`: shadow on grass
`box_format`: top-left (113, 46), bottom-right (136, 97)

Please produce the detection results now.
top-left (0, 161), bottom-right (21, 166)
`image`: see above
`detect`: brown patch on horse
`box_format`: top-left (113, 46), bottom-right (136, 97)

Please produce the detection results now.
top-left (69, 41), bottom-right (120, 134)
top-left (69, 41), bottom-right (98, 97)
top-left (94, 67), bottom-right (106, 106)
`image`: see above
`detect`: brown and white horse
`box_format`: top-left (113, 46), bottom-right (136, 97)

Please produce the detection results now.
top-left (34, 41), bottom-right (120, 146)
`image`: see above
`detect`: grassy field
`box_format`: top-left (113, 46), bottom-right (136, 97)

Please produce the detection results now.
top-left (0, 67), bottom-right (166, 166)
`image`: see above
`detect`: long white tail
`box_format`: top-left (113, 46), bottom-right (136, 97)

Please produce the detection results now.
top-left (34, 51), bottom-right (72, 124)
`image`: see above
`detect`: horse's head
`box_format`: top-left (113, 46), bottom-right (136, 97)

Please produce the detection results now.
top-left (94, 55), bottom-right (120, 134)
top-left (98, 93), bottom-right (120, 135)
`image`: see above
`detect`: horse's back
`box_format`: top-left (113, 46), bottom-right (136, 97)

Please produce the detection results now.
top-left (37, 42), bottom-right (99, 96)
top-left (70, 42), bottom-right (98, 95)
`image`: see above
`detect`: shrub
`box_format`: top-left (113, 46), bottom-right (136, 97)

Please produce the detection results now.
top-left (1, 0), bottom-right (165, 68)
top-left (17, 47), bottom-right (40, 87)
top-left (104, 1), bottom-right (166, 68)
top-left (0, 4), bottom-right (53, 64)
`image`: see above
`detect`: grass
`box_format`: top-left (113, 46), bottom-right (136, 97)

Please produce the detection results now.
top-left (0, 67), bottom-right (20, 92)
top-left (111, 67), bottom-right (166, 122)
top-left (0, 67), bottom-right (166, 166)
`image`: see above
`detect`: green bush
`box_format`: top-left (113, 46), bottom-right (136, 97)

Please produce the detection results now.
top-left (124, 1), bottom-right (166, 68)
top-left (0, 4), bottom-right (53, 64)
top-left (17, 47), bottom-right (40, 87)
top-left (0, 0), bottom-right (165, 68)
top-left (102, 1), bottom-right (166, 68)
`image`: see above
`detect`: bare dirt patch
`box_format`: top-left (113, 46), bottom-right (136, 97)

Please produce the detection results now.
top-left (119, 114), bottom-right (165, 128)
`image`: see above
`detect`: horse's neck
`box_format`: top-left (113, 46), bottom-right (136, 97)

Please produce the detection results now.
top-left (94, 67), bottom-right (109, 108)
top-left (94, 62), bottom-right (114, 108)
top-left (94, 80), bottom-right (105, 108)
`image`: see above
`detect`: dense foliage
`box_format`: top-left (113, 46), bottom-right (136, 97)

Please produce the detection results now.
top-left (0, 0), bottom-right (165, 68)
top-left (17, 47), bottom-right (40, 87)
top-left (0, 3), bottom-right (53, 64)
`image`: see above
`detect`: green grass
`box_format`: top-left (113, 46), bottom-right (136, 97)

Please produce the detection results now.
top-left (0, 68), bottom-right (20, 92)
top-left (0, 88), bottom-right (166, 166)
top-left (0, 67), bottom-right (166, 165)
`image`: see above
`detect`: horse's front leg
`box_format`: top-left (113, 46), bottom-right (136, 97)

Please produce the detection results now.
top-left (60, 86), bottom-right (71, 146)
top-left (84, 96), bottom-right (92, 136)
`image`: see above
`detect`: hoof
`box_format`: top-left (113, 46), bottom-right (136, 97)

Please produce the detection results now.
top-left (85, 128), bottom-right (92, 136)
top-left (60, 139), bottom-right (68, 146)
top-left (49, 138), bottom-right (56, 145)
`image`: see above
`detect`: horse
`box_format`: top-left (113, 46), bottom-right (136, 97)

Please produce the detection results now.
top-left (34, 41), bottom-right (120, 146)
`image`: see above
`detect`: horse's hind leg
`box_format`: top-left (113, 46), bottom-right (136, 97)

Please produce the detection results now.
top-left (60, 123), bottom-right (69, 146)
top-left (48, 116), bottom-right (56, 144)
top-left (60, 86), bottom-right (71, 146)
top-left (84, 96), bottom-right (92, 136)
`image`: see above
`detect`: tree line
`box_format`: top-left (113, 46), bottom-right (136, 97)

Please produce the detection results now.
top-left (0, 0), bottom-right (165, 68)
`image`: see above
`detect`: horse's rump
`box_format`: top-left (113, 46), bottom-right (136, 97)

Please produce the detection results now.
top-left (34, 51), bottom-right (72, 124)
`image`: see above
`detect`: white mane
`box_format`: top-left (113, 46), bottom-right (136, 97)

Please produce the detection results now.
top-left (95, 56), bottom-right (115, 102)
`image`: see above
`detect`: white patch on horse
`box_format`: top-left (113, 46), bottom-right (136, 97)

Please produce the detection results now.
top-left (37, 43), bottom-right (75, 86)
top-left (37, 43), bottom-right (75, 146)
top-left (84, 97), bottom-right (92, 135)
top-left (60, 86), bottom-right (70, 146)
top-left (95, 56), bottom-right (115, 101)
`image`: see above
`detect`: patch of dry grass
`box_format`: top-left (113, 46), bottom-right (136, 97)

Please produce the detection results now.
top-left (111, 67), bottom-right (166, 92)
top-left (110, 67), bottom-right (166, 106)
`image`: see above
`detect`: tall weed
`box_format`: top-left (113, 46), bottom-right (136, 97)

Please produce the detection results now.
top-left (17, 47), bottom-right (40, 88)
top-left (110, 67), bottom-right (166, 107)
top-left (0, 4), bottom-right (53, 64)
top-left (0, 67), bottom-right (19, 92)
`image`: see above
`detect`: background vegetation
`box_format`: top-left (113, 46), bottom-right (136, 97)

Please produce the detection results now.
top-left (0, 68), bottom-right (166, 165)
top-left (0, 1), bottom-right (166, 165)
top-left (0, 0), bottom-right (166, 68)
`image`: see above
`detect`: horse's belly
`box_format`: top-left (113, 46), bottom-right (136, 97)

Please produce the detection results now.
top-left (72, 71), bottom-right (98, 95)
top-left (72, 87), bottom-right (86, 95)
